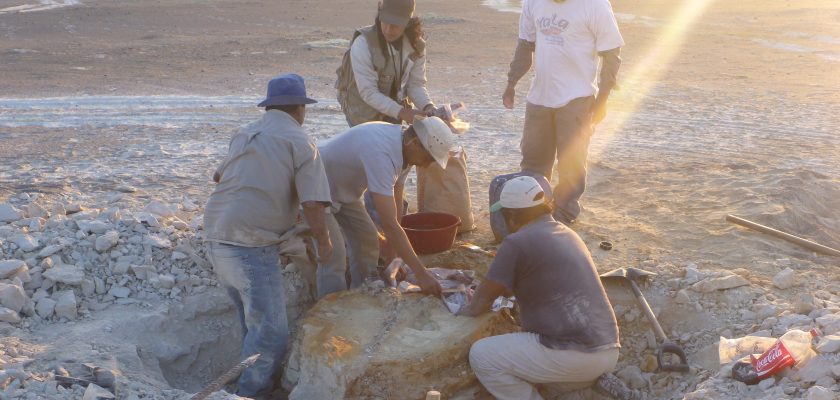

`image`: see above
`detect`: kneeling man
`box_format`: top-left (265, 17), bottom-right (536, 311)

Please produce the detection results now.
top-left (459, 176), bottom-right (620, 400)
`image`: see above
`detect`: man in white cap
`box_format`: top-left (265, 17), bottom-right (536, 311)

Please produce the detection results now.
top-left (317, 117), bottom-right (455, 297)
top-left (459, 176), bottom-right (622, 400)
top-left (204, 73), bottom-right (333, 397)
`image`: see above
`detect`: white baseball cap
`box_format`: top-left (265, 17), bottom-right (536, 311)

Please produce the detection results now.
top-left (413, 116), bottom-right (456, 169)
top-left (490, 176), bottom-right (546, 212)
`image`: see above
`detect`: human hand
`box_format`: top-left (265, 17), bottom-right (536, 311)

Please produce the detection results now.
top-left (316, 238), bottom-right (333, 264)
top-left (415, 269), bottom-right (443, 296)
top-left (398, 107), bottom-right (424, 123)
top-left (590, 101), bottom-right (607, 126)
top-left (502, 85), bottom-right (516, 109)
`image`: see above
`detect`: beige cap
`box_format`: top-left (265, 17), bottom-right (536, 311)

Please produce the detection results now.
top-left (379, 0), bottom-right (415, 28)
top-left (413, 116), bottom-right (456, 169)
top-left (490, 176), bottom-right (546, 212)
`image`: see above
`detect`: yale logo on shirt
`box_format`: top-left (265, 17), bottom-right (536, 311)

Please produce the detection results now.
top-left (537, 14), bottom-right (569, 45)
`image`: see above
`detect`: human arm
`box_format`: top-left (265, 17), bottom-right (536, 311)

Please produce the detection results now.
top-left (405, 52), bottom-right (434, 113)
top-left (371, 192), bottom-right (442, 295)
top-left (591, 47), bottom-right (621, 125)
top-left (293, 141), bottom-right (334, 263)
top-left (503, 0), bottom-right (536, 109)
top-left (301, 202), bottom-right (332, 263)
top-left (459, 239), bottom-right (518, 316)
top-left (351, 35), bottom-right (420, 122)
top-left (503, 39), bottom-right (535, 109)
top-left (589, 0), bottom-right (625, 125)
top-left (457, 278), bottom-right (508, 317)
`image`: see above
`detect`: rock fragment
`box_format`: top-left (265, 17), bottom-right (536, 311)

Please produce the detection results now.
top-left (815, 335), bottom-right (840, 354)
top-left (82, 383), bottom-right (115, 400)
top-left (54, 290), bottom-right (78, 319)
top-left (35, 297), bottom-right (57, 318)
top-left (616, 365), bottom-right (648, 389)
top-left (772, 268), bottom-right (797, 289)
top-left (690, 274), bottom-right (749, 293)
top-left (0, 260), bottom-right (27, 279)
top-left (11, 234), bottom-right (40, 252)
top-left (0, 306), bottom-right (21, 323)
top-left (806, 386), bottom-right (833, 400)
top-left (0, 282), bottom-right (26, 312)
top-left (95, 231), bottom-right (120, 253)
top-left (42, 264), bottom-right (85, 286)
top-left (0, 203), bottom-right (23, 222)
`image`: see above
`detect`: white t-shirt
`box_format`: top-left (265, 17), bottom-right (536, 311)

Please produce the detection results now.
top-left (318, 122), bottom-right (409, 212)
top-left (520, 0), bottom-right (624, 108)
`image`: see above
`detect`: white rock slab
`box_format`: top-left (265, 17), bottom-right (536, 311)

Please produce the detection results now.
top-left (0, 282), bottom-right (26, 312)
top-left (690, 274), bottom-right (749, 293)
top-left (77, 220), bottom-right (111, 234)
top-left (0, 260), bottom-right (26, 279)
top-left (35, 297), bottom-right (56, 318)
top-left (95, 231), bottom-right (120, 253)
top-left (773, 268), bottom-right (797, 289)
top-left (54, 290), bottom-right (77, 319)
top-left (11, 234), bottom-right (40, 252)
top-left (0, 306), bottom-right (20, 323)
top-left (144, 200), bottom-right (176, 218)
top-left (108, 286), bottom-right (131, 298)
top-left (144, 234), bottom-right (172, 249)
top-left (42, 264), bottom-right (85, 286)
top-left (816, 335), bottom-right (840, 354)
top-left (0, 204), bottom-right (23, 223)
top-left (37, 245), bottom-right (64, 258)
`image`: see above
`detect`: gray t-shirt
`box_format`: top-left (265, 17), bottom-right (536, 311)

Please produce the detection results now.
top-left (204, 110), bottom-right (332, 247)
top-left (318, 122), bottom-right (406, 210)
top-left (486, 215), bottom-right (620, 352)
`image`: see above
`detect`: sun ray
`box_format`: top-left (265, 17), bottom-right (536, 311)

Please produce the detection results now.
top-left (593, 0), bottom-right (718, 156)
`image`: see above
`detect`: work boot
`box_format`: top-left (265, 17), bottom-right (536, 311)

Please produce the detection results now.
top-left (594, 373), bottom-right (645, 400)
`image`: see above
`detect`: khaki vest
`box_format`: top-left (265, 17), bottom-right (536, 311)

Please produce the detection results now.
top-left (336, 25), bottom-right (425, 127)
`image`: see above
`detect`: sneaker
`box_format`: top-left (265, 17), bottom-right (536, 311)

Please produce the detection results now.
top-left (594, 373), bottom-right (645, 400)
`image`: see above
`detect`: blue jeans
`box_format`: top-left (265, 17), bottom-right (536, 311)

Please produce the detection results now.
top-left (206, 241), bottom-right (289, 397)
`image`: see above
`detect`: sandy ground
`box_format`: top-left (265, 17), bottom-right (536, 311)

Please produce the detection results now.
top-left (1, 0), bottom-right (840, 399)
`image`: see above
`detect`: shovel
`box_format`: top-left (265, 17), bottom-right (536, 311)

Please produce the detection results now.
top-left (600, 268), bottom-right (689, 373)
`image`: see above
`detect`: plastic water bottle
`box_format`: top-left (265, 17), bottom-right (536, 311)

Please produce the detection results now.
top-left (750, 329), bottom-right (817, 379)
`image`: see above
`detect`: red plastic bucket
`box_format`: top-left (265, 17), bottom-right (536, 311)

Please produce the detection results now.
top-left (400, 212), bottom-right (461, 254)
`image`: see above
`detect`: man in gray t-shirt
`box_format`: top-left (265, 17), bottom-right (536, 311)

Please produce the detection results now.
top-left (459, 176), bottom-right (620, 400)
top-left (317, 117), bottom-right (455, 297)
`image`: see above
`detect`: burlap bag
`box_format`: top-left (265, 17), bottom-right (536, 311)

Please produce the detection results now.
top-left (416, 148), bottom-right (475, 233)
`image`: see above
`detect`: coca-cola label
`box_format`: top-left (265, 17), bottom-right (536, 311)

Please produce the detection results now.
top-left (750, 340), bottom-right (795, 378)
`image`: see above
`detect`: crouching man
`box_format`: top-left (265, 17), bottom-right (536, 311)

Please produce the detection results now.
top-left (316, 117), bottom-right (455, 297)
top-left (204, 74), bottom-right (332, 397)
top-left (458, 176), bottom-right (620, 400)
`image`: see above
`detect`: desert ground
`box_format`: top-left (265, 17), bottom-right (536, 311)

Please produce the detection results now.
top-left (1, 0), bottom-right (839, 399)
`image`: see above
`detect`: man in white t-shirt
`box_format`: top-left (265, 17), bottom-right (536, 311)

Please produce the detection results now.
top-left (503, 0), bottom-right (624, 224)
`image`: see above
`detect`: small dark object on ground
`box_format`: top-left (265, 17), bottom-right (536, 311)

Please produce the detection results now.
top-left (600, 241), bottom-right (613, 250)
top-left (732, 358), bottom-right (760, 385)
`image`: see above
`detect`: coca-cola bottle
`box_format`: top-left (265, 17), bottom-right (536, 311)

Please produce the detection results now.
top-left (750, 329), bottom-right (817, 379)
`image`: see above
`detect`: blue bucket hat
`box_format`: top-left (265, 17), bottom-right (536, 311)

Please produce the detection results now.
top-left (257, 73), bottom-right (317, 107)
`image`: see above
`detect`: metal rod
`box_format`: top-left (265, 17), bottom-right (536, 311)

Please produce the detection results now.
top-left (726, 214), bottom-right (840, 257)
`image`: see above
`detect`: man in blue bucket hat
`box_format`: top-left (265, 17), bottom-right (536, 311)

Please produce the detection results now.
top-left (204, 73), bottom-right (333, 397)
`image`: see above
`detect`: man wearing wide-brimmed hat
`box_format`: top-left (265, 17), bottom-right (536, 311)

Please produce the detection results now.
top-left (204, 73), bottom-right (333, 397)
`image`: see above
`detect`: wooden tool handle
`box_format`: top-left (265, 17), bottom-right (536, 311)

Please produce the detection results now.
top-left (726, 215), bottom-right (840, 257)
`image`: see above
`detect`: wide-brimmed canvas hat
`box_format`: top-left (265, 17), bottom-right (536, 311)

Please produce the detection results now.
top-left (413, 116), bottom-right (456, 170)
top-left (379, 0), bottom-right (415, 28)
top-left (257, 73), bottom-right (317, 107)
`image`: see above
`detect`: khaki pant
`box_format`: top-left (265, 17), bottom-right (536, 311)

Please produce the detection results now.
top-left (520, 97), bottom-right (594, 222)
top-left (469, 332), bottom-right (618, 400)
top-left (318, 200), bottom-right (379, 298)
